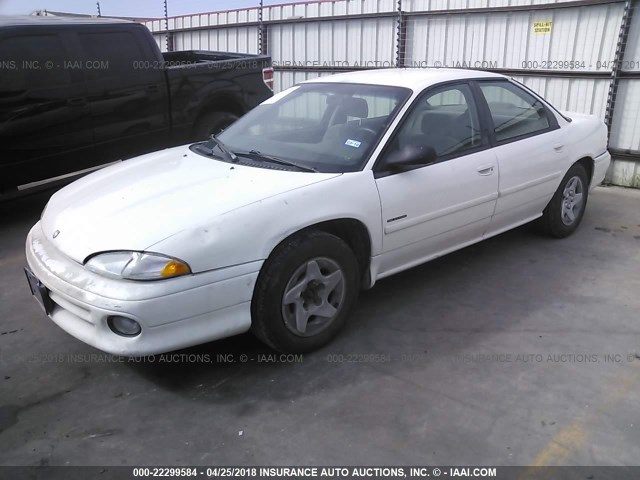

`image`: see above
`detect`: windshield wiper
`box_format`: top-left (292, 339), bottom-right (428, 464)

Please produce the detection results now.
top-left (195, 135), bottom-right (238, 163)
top-left (236, 150), bottom-right (318, 172)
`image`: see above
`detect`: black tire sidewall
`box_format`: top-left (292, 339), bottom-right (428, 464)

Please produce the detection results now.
top-left (251, 231), bottom-right (360, 353)
top-left (543, 163), bottom-right (589, 238)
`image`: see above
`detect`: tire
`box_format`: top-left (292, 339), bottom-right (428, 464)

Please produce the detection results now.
top-left (541, 162), bottom-right (589, 238)
top-left (251, 230), bottom-right (360, 353)
top-left (192, 111), bottom-right (239, 140)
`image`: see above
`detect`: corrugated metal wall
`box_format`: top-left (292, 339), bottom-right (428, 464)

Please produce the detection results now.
top-left (607, 0), bottom-right (640, 187)
top-left (145, 0), bottom-right (640, 187)
top-left (404, 3), bottom-right (623, 115)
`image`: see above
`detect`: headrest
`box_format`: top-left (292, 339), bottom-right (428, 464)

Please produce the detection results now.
top-left (421, 111), bottom-right (458, 134)
top-left (422, 112), bottom-right (443, 134)
top-left (337, 97), bottom-right (369, 119)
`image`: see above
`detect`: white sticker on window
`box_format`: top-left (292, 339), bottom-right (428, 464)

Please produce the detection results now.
top-left (345, 139), bottom-right (361, 148)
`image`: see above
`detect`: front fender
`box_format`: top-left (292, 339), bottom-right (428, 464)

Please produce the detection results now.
top-left (150, 171), bottom-right (383, 273)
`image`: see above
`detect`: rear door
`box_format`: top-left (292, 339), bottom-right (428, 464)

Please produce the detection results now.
top-left (76, 25), bottom-right (170, 163)
top-left (374, 82), bottom-right (499, 276)
top-left (475, 80), bottom-right (567, 235)
top-left (0, 27), bottom-right (94, 191)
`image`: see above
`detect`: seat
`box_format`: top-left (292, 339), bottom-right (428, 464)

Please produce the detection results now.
top-left (399, 109), bottom-right (476, 157)
top-left (331, 97), bottom-right (369, 125)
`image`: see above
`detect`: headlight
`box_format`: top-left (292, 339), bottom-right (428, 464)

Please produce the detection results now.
top-left (85, 251), bottom-right (191, 280)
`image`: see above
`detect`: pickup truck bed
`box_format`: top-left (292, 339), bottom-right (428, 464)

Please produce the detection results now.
top-left (162, 50), bottom-right (274, 144)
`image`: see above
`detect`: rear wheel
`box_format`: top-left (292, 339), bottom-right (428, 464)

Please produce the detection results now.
top-left (251, 230), bottom-right (360, 353)
top-left (541, 163), bottom-right (589, 238)
top-left (193, 111), bottom-right (239, 140)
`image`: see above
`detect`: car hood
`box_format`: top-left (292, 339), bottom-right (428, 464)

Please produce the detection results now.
top-left (41, 145), bottom-right (340, 264)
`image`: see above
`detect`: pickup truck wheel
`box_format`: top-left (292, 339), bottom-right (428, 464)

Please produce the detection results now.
top-left (541, 163), bottom-right (589, 238)
top-left (193, 111), bottom-right (239, 140)
top-left (251, 230), bottom-right (360, 353)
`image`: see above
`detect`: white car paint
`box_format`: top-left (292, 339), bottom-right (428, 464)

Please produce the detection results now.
top-left (41, 147), bottom-right (341, 268)
top-left (26, 68), bottom-right (611, 355)
top-left (375, 144), bottom-right (499, 276)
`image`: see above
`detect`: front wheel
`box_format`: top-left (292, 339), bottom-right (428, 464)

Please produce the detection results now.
top-left (541, 162), bottom-right (589, 238)
top-left (251, 230), bottom-right (360, 353)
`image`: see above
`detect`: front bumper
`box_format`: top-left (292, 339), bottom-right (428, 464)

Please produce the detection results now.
top-left (25, 222), bottom-right (262, 356)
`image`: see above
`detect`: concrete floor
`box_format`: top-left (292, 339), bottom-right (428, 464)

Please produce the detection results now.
top-left (1, 185), bottom-right (639, 467)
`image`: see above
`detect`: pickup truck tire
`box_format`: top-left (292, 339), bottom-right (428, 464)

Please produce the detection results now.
top-left (193, 111), bottom-right (239, 140)
top-left (251, 230), bottom-right (360, 353)
top-left (541, 162), bottom-right (589, 238)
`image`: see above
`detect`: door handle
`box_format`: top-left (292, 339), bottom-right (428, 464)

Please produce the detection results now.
top-left (554, 144), bottom-right (565, 152)
top-left (477, 165), bottom-right (495, 176)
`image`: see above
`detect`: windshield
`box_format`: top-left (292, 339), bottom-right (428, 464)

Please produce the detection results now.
top-left (195, 83), bottom-right (411, 173)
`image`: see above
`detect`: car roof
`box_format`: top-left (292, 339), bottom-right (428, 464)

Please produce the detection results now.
top-left (303, 68), bottom-right (505, 91)
top-left (0, 15), bottom-right (133, 27)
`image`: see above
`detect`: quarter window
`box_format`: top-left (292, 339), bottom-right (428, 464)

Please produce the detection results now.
top-left (479, 82), bottom-right (551, 142)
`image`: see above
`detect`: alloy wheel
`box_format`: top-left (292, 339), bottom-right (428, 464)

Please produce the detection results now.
top-left (561, 176), bottom-right (584, 226)
top-left (281, 257), bottom-right (346, 337)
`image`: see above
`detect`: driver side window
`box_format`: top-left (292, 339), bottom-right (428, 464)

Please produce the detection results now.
top-left (385, 83), bottom-right (482, 164)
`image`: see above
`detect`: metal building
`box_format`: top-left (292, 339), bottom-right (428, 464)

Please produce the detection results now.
top-left (145, 0), bottom-right (640, 187)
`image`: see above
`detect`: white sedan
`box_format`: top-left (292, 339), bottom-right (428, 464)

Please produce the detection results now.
top-left (25, 68), bottom-right (610, 355)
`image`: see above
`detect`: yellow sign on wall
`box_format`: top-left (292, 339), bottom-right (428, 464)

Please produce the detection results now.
top-left (533, 20), bottom-right (553, 35)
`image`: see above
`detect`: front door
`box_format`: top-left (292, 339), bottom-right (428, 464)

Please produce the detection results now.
top-left (374, 82), bottom-right (499, 277)
top-left (0, 29), bottom-right (94, 191)
top-left (76, 26), bottom-right (170, 164)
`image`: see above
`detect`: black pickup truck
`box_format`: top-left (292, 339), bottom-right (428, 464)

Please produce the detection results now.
top-left (0, 16), bottom-right (273, 194)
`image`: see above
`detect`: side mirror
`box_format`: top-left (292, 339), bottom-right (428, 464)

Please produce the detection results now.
top-left (385, 145), bottom-right (438, 172)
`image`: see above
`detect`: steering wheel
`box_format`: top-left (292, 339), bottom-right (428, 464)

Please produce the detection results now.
top-left (353, 127), bottom-right (378, 141)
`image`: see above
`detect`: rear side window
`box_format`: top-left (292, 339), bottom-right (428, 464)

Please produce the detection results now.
top-left (78, 31), bottom-right (147, 80)
top-left (479, 82), bottom-right (551, 142)
top-left (1, 34), bottom-right (70, 90)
